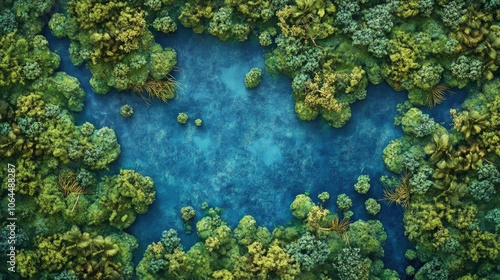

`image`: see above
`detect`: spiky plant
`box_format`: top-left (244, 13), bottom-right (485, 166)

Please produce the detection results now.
top-left (317, 215), bottom-right (351, 238)
top-left (427, 84), bottom-right (453, 108)
top-left (383, 173), bottom-right (411, 209)
top-left (132, 75), bottom-right (179, 105)
top-left (58, 171), bottom-right (87, 212)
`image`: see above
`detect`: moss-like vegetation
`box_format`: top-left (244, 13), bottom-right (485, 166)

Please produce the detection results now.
top-left (3, 0), bottom-right (500, 278)
top-left (136, 193), bottom-right (396, 279)
top-left (382, 77), bottom-right (500, 277)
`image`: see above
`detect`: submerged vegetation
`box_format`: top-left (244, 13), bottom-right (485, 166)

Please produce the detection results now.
top-left (0, 0), bottom-right (500, 279)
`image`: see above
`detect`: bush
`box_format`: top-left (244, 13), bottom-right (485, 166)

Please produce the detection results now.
top-left (337, 194), bottom-right (352, 212)
top-left (177, 113), bottom-right (189, 124)
top-left (354, 175), bottom-right (371, 194)
top-left (365, 198), bottom-right (381, 215)
top-left (245, 68), bottom-right (263, 88)
top-left (120, 104), bottom-right (134, 117)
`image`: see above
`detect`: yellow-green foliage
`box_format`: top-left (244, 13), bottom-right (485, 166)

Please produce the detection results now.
top-left (292, 56), bottom-right (367, 127)
top-left (16, 250), bottom-right (38, 278)
top-left (448, 9), bottom-right (500, 83)
top-left (483, 25), bottom-right (500, 81)
top-left (68, 0), bottom-right (146, 63)
top-left (225, 0), bottom-right (274, 22)
top-left (235, 241), bottom-right (301, 279)
top-left (0, 32), bottom-right (28, 87)
top-left (34, 175), bottom-right (66, 215)
top-left (382, 24), bottom-right (447, 105)
top-left (347, 220), bottom-right (387, 258)
top-left (276, 0), bottom-right (336, 42)
top-left (16, 93), bottom-right (45, 118)
top-left (136, 193), bottom-right (398, 279)
top-left (48, 13), bottom-right (69, 38)
top-left (452, 8), bottom-right (492, 51)
top-left (17, 226), bottom-right (136, 279)
top-left (13, 92), bottom-right (121, 167)
top-left (50, 0), bottom-right (178, 94)
top-left (465, 229), bottom-right (500, 262)
top-left (212, 269), bottom-right (234, 279)
top-left (384, 31), bottom-right (420, 87)
top-left (290, 193), bottom-right (315, 220)
top-left (245, 68), bottom-right (263, 88)
top-left (306, 205), bottom-right (331, 232)
top-left (178, 0), bottom-right (274, 41)
top-left (137, 235), bottom-right (189, 280)
top-left (404, 202), bottom-right (444, 244)
top-left (303, 69), bottom-right (344, 113)
top-left (179, 2), bottom-right (216, 34)
top-left (365, 198), bottom-right (381, 215)
top-left (396, 0), bottom-right (432, 18)
top-left (234, 215), bottom-right (259, 246)
top-left (16, 158), bottom-right (42, 196)
top-left (149, 46), bottom-right (177, 80)
top-left (33, 71), bottom-right (86, 112)
top-left (473, 79), bottom-right (500, 156)
top-left (295, 100), bottom-right (319, 121)
top-left (204, 225), bottom-right (233, 254)
top-left (382, 138), bottom-right (407, 174)
top-left (321, 106), bottom-right (352, 128)
top-left (397, 76), bottom-right (500, 277)
top-left (0, 32), bottom-right (60, 89)
top-left (96, 170), bottom-right (156, 229)
top-left (38, 113), bottom-right (80, 163)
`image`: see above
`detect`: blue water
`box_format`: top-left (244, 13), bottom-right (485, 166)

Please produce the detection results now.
top-left (43, 25), bottom-right (469, 276)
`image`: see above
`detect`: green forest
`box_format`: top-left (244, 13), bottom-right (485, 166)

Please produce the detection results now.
top-left (1, 0), bottom-right (500, 279)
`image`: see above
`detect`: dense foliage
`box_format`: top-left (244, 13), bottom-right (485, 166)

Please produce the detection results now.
top-left (2, 0), bottom-right (500, 279)
top-left (382, 78), bottom-right (500, 278)
top-left (136, 195), bottom-right (397, 279)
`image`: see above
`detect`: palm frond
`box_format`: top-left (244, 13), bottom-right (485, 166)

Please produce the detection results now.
top-left (58, 172), bottom-right (86, 196)
top-left (58, 171), bottom-right (86, 213)
top-left (383, 173), bottom-right (411, 209)
top-left (427, 84), bottom-right (454, 108)
top-left (317, 216), bottom-right (351, 238)
top-left (132, 75), bottom-right (179, 105)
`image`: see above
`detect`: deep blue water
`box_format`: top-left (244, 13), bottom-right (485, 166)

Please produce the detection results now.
top-left (43, 25), bottom-right (468, 277)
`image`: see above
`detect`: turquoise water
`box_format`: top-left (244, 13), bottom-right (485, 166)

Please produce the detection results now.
top-left (44, 25), bottom-right (468, 276)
